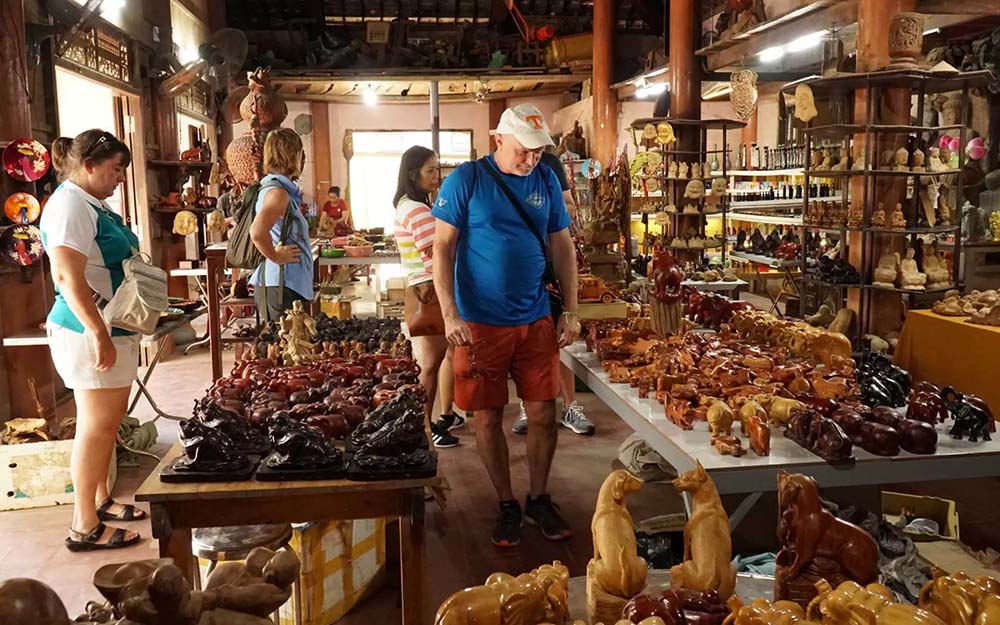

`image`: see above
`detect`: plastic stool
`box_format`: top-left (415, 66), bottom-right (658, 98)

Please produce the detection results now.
top-left (192, 524), bottom-right (296, 624)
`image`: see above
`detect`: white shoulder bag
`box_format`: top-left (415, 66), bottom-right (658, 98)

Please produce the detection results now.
top-left (100, 251), bottom-right (170, 335)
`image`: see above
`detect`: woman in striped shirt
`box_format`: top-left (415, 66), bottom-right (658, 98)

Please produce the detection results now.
top-left (393, 146), bottom-right (462, 448)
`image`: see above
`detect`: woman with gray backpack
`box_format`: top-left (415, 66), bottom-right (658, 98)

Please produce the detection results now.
top-left (229, 128), bottom-right (313, 321)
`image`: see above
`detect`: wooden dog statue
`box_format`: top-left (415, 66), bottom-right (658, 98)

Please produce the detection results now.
top-left (587, 470), bottom-right (647, 625)
top-left (671, 462), bottom-right (737, 601)
top-left (774, 472), bottom-right (879, 609)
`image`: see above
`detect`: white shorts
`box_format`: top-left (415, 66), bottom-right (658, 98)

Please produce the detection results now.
top-left (47, 323), bottom-right (139, 390)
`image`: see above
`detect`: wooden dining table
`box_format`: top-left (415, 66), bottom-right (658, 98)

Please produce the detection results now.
top-left (135, 444), bottom-right (441, 625)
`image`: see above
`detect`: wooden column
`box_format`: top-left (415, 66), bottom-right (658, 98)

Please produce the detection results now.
top-left (0, 0), bottom-right (59, 421)
top-left (488, 99), bottom-right (505, 152)
top-left (669, 0), bottom-right (701, 121)
top-left (848, 0), bottom-right (915, 336)
top-left (592, 0), bottom-right (617, 167)
top-left (311, 102), bottom-right (332, 203)
top-left (742, 107), bottom-right (758, 147)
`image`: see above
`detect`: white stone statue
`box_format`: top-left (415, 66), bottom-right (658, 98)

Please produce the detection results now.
top-left (899, 247), bottom-right (927, 291)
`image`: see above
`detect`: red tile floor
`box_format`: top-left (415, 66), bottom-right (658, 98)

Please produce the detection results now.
top-left (2, 307), bottom-right (998, 623)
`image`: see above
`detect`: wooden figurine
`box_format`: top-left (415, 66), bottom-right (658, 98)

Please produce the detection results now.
top-left (918, 571), bottom-right (1000, 625)
top-left (712, 434), bottom-right (746, 457)
top-left (435, 561), bottom-right (570, 625)
top-left (745, 414), bottom-right (771, 456)
top-left (808, 579), bottom-right (946, 625)
top-left (888, 202), bottom-right (907, 229)
top-left (671, 462), bottom-right (737, 601)
top-left (587, 471), bottom-right (647, 625)
top-left (678, 162), bottom-right (689, 179)
top-left (668, 161), bottom-right (678, 179)
top-left (724, 595), bottom-right (811, 625)
top-left (707, 400), bottom-right (735, 437)
top-left (912, 148), bottom-right (926, 172)
top-left (279, 300), bottom-right (318, 365)
top-left (894, 147), bottom-right (910, 171)
top-left (871, 202), bottom-right (887, 227)
top-left (774, 472), bottom-right (879, 609)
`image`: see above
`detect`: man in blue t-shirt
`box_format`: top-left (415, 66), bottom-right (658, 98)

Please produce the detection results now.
top-left (432, 104), bottom-right (580, 548)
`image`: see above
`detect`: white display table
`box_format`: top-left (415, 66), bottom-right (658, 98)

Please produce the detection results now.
top-left (561, 342), bottom-right (1000, 524)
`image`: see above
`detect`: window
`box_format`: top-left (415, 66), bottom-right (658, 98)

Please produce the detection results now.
top-left (348, 130), bottom-right (472, 230)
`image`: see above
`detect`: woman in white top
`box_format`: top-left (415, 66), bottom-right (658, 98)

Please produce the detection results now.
top-left (393, 146), bottom-right (462, 448)
top-left (40, 130), bottom-right (143, 551)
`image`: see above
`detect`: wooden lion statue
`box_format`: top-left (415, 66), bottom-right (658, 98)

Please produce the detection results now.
top-left (435, 561), bottom-right (569, 625)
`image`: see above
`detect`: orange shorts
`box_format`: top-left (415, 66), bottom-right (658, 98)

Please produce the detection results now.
top-left (453, 317), bottom-right (561, 412)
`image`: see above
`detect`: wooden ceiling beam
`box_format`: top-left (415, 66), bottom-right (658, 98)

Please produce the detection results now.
top-left (707, 0), bottom-right (858, 71)
top-left (916, 0), bottom-right (999, 13)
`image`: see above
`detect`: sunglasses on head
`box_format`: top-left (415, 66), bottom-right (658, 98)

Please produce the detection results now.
top-left (85, 132), bottom-right (117, 158)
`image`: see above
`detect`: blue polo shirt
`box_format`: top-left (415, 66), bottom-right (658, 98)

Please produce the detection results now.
top-left (431, 156), bottom-right (570, 327)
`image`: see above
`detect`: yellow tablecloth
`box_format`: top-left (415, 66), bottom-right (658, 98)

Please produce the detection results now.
top-left (895, 309), bottom-right (1000, 412)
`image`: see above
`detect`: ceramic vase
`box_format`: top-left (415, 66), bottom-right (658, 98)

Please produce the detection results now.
top-left (887, 13), bottom-right (926, 69)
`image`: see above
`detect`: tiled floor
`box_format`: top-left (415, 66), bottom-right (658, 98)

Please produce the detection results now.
top-left (2, 288), bottom-right (999, 623)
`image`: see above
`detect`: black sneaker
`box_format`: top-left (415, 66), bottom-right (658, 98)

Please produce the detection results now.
top-left (430, 423), bottom-right (459, 448)
top-left (524, 494), bottom-right (572, 541)
top-left (491, 500), bottom-right (523, 548)
top-left (433, 412), bottom-right (466, 431)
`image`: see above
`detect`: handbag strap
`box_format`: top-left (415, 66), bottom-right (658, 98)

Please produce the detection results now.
top-left (481, 158), bottom-right (550, 261)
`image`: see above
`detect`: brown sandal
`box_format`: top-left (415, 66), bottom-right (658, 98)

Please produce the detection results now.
top-left (96, 497), bottom-right (147, 522)
top-left (65, 522), bottom-right (140, 552)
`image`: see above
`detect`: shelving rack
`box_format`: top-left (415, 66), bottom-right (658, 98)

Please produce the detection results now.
top-left (628, 117), bottom-right (745, 263)
top-left (785, 68), bottom-right (996, 341)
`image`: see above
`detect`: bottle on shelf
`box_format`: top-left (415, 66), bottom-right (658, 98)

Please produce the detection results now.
top-left (751, 144), bottom-right (760, 169)
top-left (711, 145), bottom-right (720, 174)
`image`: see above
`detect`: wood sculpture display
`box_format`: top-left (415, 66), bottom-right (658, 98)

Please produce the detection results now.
top-left (434, 561), bottom-right (570, 625)
top-left (670, 462), bottom-right (737, 602)
top-left (587, 470), bottom-right (648, 625)
top-left (650, 250), bottom-right (685, 336)
top-left (774, 472), bottom-right (879, 609)
top-left (918, 571), bottom-right (1000, 625)
top-left (809, 579), bottom-right (945, 624)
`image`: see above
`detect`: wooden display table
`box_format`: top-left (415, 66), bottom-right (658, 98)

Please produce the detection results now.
top-left (895, 309), bottom-right (1000, 414)
top-left (135, 444), bottom-right (439, 625)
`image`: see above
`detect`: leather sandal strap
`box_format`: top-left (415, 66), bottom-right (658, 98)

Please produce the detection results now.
top-left (69, 522), bottom-right (107, 542)
top-left (108, 527), bottom-right (129, 545)
top-left (96, 497), bottom-right (114, 513)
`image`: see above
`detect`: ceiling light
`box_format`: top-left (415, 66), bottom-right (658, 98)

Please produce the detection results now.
top-left (759, 46), bottom-right (786, 63)
top-left (362, 86), bottom-right (378, 107)
top-left (923, 27), bottom-right (940, 36)
top-left (635, 80), bottom-right (667, 99)
top-left (787, 31), bottom-right (824, 53)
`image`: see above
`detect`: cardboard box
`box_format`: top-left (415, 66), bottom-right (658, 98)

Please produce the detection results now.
top-left (882, 491), bottom-right (959, 542)
top-left (0, 439), bottom-right (116, 511)
top-left (196, 518), bottom-right (386, 625)
top-left (377, 301), bottom-right (404, 319)
top-left (279, 518), bottom-right (386, 625)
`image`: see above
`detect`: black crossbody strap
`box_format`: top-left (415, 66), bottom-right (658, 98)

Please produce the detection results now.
top-left (481, 158), bottom-right (550, 260)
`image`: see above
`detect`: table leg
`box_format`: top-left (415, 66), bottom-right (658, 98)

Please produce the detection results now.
top-left (399, 490), bottom-right (425, 625)
top-left (728, 491), bottom-right (762, 532)
top-left (151, 503), bottom-right (198, 587)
